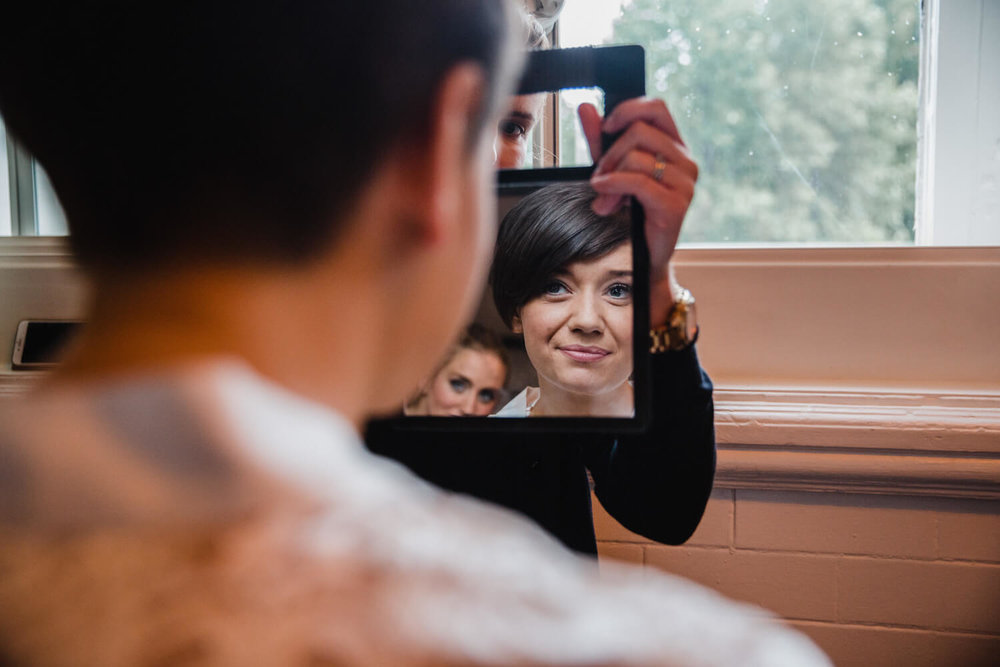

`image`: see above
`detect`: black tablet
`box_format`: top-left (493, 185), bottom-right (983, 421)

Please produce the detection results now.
top-left (383, 45), bottom-right (649, 434)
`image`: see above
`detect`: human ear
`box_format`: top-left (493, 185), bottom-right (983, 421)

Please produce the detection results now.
top-left (511, 314), bottom-right (523, 334)
top-left (401, 63), bottom-right (488, 245)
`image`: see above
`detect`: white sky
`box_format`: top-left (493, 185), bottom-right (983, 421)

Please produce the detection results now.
top-left (557, 0), bottom-right (633, 47)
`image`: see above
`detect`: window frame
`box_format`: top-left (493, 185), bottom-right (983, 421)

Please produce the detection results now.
top-left (917, 0), bottom-right (1000, 245)
top-left (3, 129), bottom-right (38, 236)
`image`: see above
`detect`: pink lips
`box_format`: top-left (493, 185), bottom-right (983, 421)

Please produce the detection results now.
top-left (559, 345), bottom-right (610, 363)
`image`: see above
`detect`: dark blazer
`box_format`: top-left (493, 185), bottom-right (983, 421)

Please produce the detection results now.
top-left (365, 345), bottom-right (716, 555)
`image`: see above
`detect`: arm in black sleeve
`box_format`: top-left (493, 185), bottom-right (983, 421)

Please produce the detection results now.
top-left (583, 344), bottom-right (716, 545)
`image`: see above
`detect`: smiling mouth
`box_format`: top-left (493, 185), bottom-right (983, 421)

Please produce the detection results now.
top-left (559, 345), bottom-right (611, 363)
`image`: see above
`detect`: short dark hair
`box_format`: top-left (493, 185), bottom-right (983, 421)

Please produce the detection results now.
top-left (0, 1), bottom-right (518, 273)
top-left (490, 182), bottom-right (632, 328)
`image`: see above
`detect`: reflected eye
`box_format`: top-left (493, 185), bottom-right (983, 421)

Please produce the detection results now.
top-left (477, 389), bottom-right (498, 405)
top-left (448, 377), bottom-right (469, 393)
top-left (543, 280), bottom-right (569, 296)
top-left (607, 282), bottom-right (632, 300)
top-left (499, 119), bottom-right (527, 140)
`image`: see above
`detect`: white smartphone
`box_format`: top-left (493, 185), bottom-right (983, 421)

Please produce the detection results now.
top-left (11, 320), bottom-right (84, 370)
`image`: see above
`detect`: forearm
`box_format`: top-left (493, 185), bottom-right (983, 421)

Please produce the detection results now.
top-left (586, 345), bottom-right (716, 544)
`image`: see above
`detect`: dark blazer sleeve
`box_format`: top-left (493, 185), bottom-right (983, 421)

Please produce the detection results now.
top-left (582, 344), bottom-right (716, 545)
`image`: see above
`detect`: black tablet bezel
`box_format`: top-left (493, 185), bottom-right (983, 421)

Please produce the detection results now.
top-left (374, 45), bottom-right (650, 434)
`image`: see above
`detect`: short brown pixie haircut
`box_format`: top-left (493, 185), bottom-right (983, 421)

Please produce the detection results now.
top-left (0, 1), bottom-right (519, 274)
top-left (490, 182), bottom-right (632, 329)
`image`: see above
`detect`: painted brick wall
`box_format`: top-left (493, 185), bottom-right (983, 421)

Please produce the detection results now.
top-left (593, 489), bottom-right (1000, 666)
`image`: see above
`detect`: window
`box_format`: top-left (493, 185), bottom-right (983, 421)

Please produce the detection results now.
top-left (3, 0), bottom-right (996, 245)
top-left (554, 0), bottom-right (999, 246)
top-left (1, 115), bottom-right (69, 237)
top-left (0, 118), bottom-right (10, 236)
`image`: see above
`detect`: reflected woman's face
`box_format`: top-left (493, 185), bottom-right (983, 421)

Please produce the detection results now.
top-left (421, 348), bottom-right (508, 416)
top-left (495, 94), bottom-right (545, 169)
top-left (513, 243), bottom-right (633, 398)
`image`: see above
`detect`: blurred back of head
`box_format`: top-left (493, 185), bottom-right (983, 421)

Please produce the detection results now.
top-left (0, 1), bottom-right (516, 274)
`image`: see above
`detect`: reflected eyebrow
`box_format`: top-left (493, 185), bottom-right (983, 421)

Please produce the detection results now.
top-left (504, 110), bottom-right (537, 125)
top-left (553, 268), bottom-right (632, 278)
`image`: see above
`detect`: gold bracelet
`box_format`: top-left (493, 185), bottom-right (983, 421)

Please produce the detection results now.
top-left (649, 287), bottom-right (697, 353)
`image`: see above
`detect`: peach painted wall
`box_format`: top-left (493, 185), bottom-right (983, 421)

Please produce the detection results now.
top-left (594, 489), bottom-right (1000, 667)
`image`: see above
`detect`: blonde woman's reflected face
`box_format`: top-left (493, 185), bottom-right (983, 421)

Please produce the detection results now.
top-left (513, 244), bottom-right (633, 398)
top-left (424, 348), bottom-right (507, 416)
top-left (496, 94), bottom-right (545, 169)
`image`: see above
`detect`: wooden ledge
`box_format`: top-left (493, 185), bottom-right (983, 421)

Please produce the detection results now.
top-left (715, 385), bottom-right (1000, 500)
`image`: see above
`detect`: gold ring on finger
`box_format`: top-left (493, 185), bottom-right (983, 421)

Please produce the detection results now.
top-left (652, 153), bottom-right (667, 182)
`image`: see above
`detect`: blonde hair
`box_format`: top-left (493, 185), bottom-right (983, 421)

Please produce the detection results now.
top-left (405, 324), bottom-right (510, 412)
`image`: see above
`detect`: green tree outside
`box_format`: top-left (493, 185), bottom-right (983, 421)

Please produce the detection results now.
top-left (562, 0), bottom-right (920, 243)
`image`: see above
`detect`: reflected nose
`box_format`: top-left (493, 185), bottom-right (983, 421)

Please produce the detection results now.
top-left (459, 393), bottom-right (479, 416)
top-left (569, 295), bottom-right (604, 335)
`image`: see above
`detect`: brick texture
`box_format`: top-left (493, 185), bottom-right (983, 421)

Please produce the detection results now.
top-left (596, 542), bottom-right (643, 566)
top-left (838, 557), bottom-right (1000, 634)
top-left (644, 545), bottom-right (840, 622)
top-left (735, 490), bottom-right (939, 559)
top-left (790, 621), bottom-right (1000, 667)
top-left (592, 488), bottom-right (732, 547)
top-left (594, 487), bottom-right (1000, 664)
top-left (790, 621), bottom-right (938, 667)
top-left (937, 499), bottom-right (1000, 562)
top-left (684, 489), bottom-right (733, 548)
